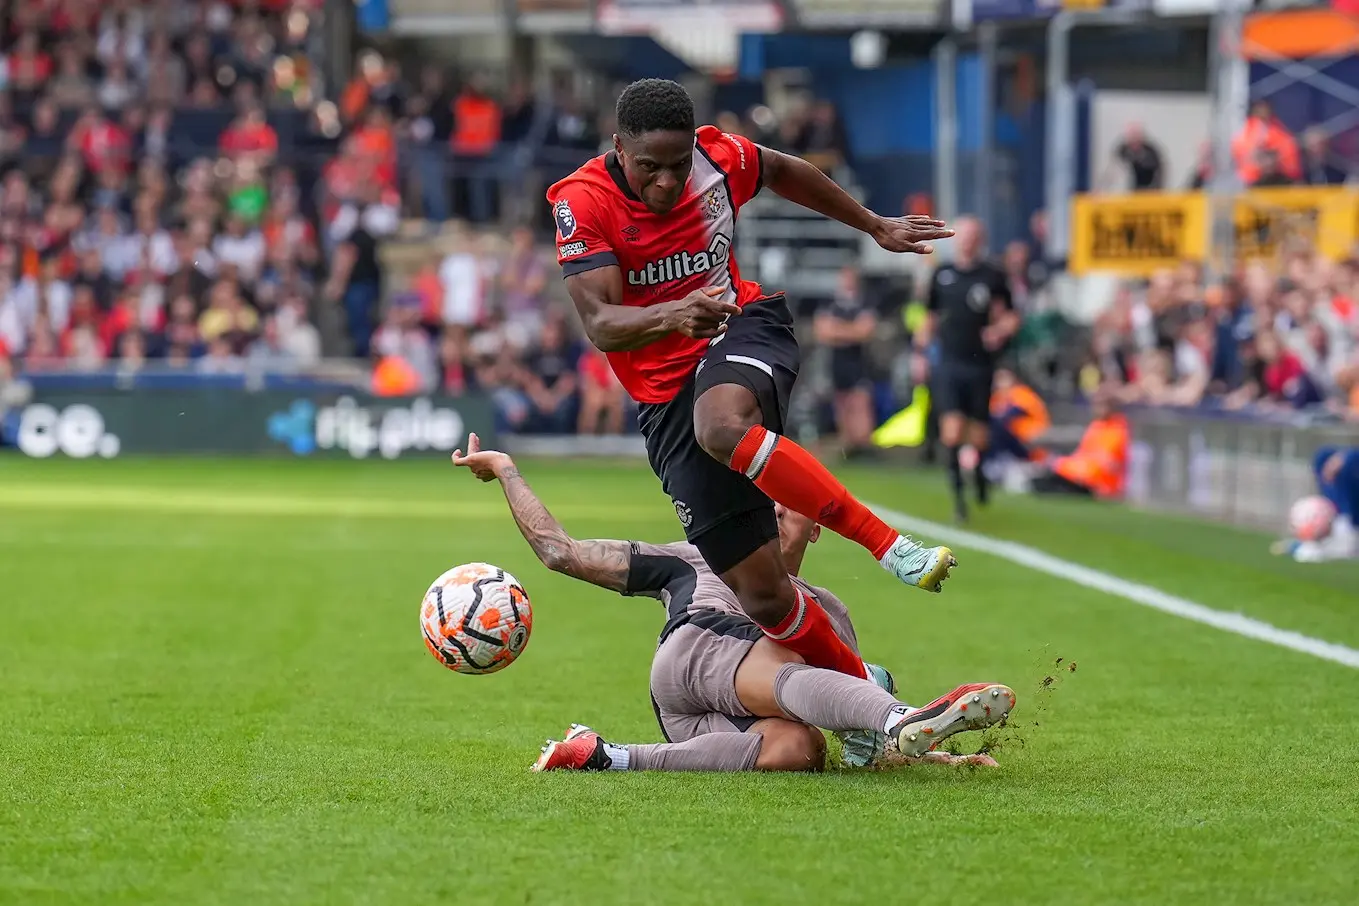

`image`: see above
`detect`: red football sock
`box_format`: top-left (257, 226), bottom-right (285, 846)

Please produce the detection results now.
top-left (765, 584), bottom-right (866, 679)
top-left (730, 426), bottom-right (898, 560)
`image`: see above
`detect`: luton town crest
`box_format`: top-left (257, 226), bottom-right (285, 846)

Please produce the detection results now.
top-left (703, 188), bottom-right (724, 219)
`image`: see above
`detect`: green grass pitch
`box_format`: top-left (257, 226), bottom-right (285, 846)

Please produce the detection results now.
top-left (2, 457), bottom-right (1358, 905)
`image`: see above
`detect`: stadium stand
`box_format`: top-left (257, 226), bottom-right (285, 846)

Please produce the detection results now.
top-left (1079, 100), bottom-right (1359, 422)
top-left (3, 2), bottom-right (1355, 454)
top-left (0, 0), bottom-right (335, 375)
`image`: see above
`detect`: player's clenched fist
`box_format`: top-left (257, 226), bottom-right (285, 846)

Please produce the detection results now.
top-left (665, 286), bottom-right (742, 340)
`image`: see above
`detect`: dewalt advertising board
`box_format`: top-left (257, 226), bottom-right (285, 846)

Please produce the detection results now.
top-left (1068, 192), bottom-right (1208, 276)
top-left (1068, 186), bottom-right (1359, 275)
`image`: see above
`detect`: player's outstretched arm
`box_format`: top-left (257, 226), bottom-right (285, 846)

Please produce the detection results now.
top-left (451, 434), bottom-right (631, 593)
top-left (759, 146), bottom-right (954, 255)
top-left (565, 268), bottom-right (739, 352)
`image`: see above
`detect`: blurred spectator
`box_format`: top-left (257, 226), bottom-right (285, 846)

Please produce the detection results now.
top-left (15, 255), bottom-right (73, 338)
top-left (353, 105), bottom-right (398, 191)
top-left (8, 30), bottom-right (51, 101)
top-left (220, 103), bottom-right (279, 166)
top-left (452, 74), bottom-right (502, 224)
top-left (813, 265), bottom-right (877, 455)
top-left (1002, 240), bottom-right (1041, 313)
top-left (543, 91), bottom-right (598, 154)
top-left (24, 317), bottom-right (63, 370)
top-left (116, 330), bottom-right (148, 378)
top-left (1257, 329), bottom-right (1321, 409)
top-left (372, 293), bottom-right (437, 390)
top-left (1233, 101), bottom-right (1301, 186)
top-left (519, 313), bottom-right (579, 434)
top-left (792, 100), bottom-right (849, 176)
top-left (143, 31), bottom-right (187, 107)
top-left (276, 293), bottom-right (321, 366)
top-left (247, 314), bottom-right (302, 374)
top-left (404, 65), bottom-right (455, 223)
top-left (438, 327), bottom-right (474, 395)
top-left (262, 186), bottom-right (319, 268)
top-left (471, 329), bottom-right (530, 432)
top-left (1105, 123), bottom-right (1164, 192)
top-left (499, 225), bottom-right (548, 337)
top-left (1300, 127), bottom-right (1347, 186)
top-left (0, 273), bottom-right (21, 353)
top-left (372, 351), bottom-right (423, 396)
top-left (49, 42), bottom-right (96, 109)
top-left (214, 214), bottom-right (266, 284)
top-left (988, 367), bottom-right (1050, 467)
top-left (326, 183), bottom-right (397, 357)
top-left (340, 50), bottom-right (400, 124)
top-left (197, 336), bottom-right (244, 374)
top-left (501, 81), bottom-right (540, 147)
top-left (199, 280), bottom-right (259, 351)
top-left (1187, 140), bottom-right (1214, 190)
top-left (164, 294), bottom-right (205, 357)
top-left (1030, 390), bottom-right (1130, 499)
top-left (1252, 148), bottom-right (1294, 187)
top-left (577, 346), bottom-right (625, 435)
top-left (98, 57), bottom-right (139, 112)
top-left (438, 227), bottom-right (488, 330)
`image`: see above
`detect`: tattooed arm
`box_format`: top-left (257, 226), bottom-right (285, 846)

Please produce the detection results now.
top-left (451, 435), bottom-right (632, 593)
top-left (493, 463), bottom-right (633, 593)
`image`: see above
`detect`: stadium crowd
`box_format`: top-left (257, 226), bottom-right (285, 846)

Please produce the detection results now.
top-left (0, 0), bottom-right (337, 377)
top-left (0, 7), bottom-right (869, 440)
top-left (1, 1), bottom-right (1354, 438)
top-left (1107, 101), bottom-right (1354, 192)
top-left (0, 1), bottom-right (615, 390)
top-left (1081, 101), bottom-right (1359, 422)
top-left (1086, 254), bottom-right (1359, 420)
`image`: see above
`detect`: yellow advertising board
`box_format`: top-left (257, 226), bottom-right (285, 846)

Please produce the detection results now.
top-left (1067, 186), bottom-right (1359, 275)
top-left (1068, 192), bottom-right (1208, 276)
top-left (1230, 186), bottom-right (1356, 262)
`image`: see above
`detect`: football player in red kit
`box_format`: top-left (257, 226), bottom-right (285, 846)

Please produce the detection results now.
top-left (546, 79), bottom-right (955, 682)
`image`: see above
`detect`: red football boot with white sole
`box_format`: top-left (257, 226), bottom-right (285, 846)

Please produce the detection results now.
top-left (531, 724), bottom-right (613, 772)
top-left (890, 683), bottom-right (1016, 758)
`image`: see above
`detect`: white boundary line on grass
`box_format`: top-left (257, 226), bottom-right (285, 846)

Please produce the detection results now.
top-left (868, 503), bottom-right (1359, 671)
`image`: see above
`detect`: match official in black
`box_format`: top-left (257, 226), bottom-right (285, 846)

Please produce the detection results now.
top-left (917, 217), bottom-right (1021, 522)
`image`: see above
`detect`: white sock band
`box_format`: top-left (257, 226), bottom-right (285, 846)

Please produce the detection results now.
top-left (602, 743), bottom-right (630, 770)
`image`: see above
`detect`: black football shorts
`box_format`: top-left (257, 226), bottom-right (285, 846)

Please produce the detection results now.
top-left (637, 295), bottom-right (799, 575)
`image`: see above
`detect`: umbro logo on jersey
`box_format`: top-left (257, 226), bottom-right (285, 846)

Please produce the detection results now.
top-left (621, 225), bottom-right (641, 242)
top-left (626, 233), bottom-right (732, 287)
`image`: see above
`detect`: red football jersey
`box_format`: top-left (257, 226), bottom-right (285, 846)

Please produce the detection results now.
top-left (547, 125), bottom-right (770, 404)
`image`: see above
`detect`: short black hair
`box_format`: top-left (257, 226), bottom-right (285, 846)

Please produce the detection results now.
top-left (616, 79), bottom-right (695, 139)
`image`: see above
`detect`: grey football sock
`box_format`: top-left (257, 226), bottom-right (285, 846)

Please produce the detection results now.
top-left (622, 732), bottom-right (762, 772)
top-left (773, 662), bottom-right (903, 733)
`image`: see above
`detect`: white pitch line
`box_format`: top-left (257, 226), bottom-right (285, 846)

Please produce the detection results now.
top-left (869, 503), bottom-right (1359, 671)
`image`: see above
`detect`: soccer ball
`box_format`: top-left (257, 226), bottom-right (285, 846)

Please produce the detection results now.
top-left (1289, 495), bottom-right (1337, 543)
top-left (420, 563), bottom-right (533, 675)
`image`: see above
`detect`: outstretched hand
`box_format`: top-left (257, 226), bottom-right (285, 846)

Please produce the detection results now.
top-left (451, 433), bottom-right (513, 482)
top-left (871, 215), bottom-right (954, 255)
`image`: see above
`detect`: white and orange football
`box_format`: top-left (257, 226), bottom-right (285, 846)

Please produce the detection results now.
top-left (420, 563), bottom-right (533, 675)
top-left (1289, 495), bottom-right (1337, 543)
